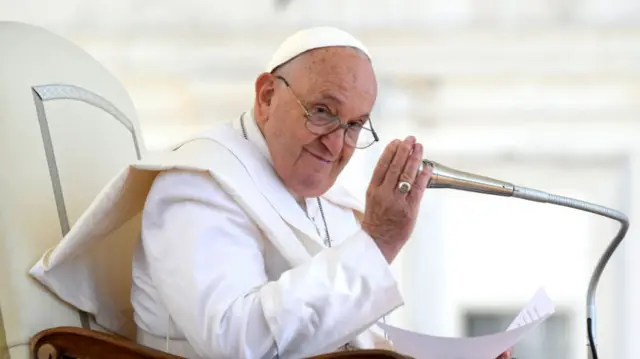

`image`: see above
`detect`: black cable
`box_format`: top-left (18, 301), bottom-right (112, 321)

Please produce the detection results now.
top-left (587, 317), bottom-right (599, 359)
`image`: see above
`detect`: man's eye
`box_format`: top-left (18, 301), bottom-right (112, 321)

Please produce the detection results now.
top-left (312, 106), bottom-right (329, 114)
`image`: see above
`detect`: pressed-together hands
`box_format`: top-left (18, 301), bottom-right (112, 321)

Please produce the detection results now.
top-left (361, 135), bottom-right (429, 263)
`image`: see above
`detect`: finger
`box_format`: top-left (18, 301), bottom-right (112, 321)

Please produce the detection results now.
top-left (397, 142), bottom-right (424, 194)
top-left (370, 139), bottom-right (401, 187)
top-left (406, 160), bottom-right (432, 207)
top-left (381, 136), bottom-right (415, 191)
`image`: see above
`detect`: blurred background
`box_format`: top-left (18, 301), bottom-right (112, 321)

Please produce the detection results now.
top-left (2, 1), bottom-right (640, 358)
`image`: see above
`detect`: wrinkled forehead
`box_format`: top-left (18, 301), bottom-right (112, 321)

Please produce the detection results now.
top-left (283, 47), bottom-right (377, 106)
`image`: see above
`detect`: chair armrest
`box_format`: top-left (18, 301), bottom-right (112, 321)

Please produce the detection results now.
top-left (29, 326), bottom-right (185, 359)
top-left (307, 349), bottom-right (413, 359)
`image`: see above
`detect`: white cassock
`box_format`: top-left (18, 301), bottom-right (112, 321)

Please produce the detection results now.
top-left (29, 110), bottom-right (404, 359)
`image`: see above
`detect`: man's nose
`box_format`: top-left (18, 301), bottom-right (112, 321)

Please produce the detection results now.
top-left (320, 128), bottom-right (346, 156)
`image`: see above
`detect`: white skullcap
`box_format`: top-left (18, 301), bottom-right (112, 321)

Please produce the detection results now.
top-left (265, 26), bottom-right (371, 73)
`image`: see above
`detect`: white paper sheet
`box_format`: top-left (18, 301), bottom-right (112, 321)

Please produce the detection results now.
top-left (507, 287), bottom-right (556, 330)
top-left (378, 287), bottom-right (555, 359)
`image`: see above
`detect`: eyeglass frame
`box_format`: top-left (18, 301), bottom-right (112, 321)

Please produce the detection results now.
top-left (273, 75), bottom-right (379, 149)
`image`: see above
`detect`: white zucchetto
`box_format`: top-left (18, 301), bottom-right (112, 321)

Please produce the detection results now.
top-left (265, 26), bottom-right (371, 73)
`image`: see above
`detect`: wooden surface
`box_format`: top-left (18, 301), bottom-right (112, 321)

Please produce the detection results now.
top-left (29, 326), bottom-right (411, 359)
top-left (29, 327), bottom-right (184, 359)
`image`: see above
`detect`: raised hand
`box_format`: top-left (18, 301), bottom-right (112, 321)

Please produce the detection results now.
top-left (361, 136), bottom-right (431, 263)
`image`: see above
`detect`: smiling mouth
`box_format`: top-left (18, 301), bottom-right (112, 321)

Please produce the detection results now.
top-left (305, 149), bottom-right (333, 163)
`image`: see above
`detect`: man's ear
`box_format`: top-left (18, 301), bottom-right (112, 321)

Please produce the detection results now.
top-left (254, 73), bottom-right (276, 123)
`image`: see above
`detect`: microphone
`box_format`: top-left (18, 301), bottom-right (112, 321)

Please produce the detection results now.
top-left (421, 159), bottom-right (630, 359)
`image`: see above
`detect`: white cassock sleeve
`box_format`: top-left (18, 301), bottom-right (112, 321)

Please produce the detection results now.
top-left (141, 169), bottom-right (402, 359)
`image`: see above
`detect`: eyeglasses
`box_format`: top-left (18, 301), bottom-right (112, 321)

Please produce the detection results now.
top-left (275, 75), bottom-right (379, 149)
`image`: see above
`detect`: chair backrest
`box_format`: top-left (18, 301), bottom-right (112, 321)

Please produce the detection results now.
top-left (0, 21), bottom-right (145, 358)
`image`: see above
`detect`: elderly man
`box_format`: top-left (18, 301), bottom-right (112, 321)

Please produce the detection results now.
top-left (130, 27), bottom-right (429, 358)
top-left (30, 27), bottom-right (512, 359)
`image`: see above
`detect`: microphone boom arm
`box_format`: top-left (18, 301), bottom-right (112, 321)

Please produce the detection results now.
top-left (422, 159), bottom-right (630, 359)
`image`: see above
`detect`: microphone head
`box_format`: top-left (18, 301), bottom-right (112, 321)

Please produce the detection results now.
top-left (422, 159), bottom-right (515, 196)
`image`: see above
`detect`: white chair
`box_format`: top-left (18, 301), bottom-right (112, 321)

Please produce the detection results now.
top-left (0, 21), bottom-right (145, 358)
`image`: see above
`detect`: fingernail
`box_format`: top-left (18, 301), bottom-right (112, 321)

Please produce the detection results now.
top-left (405, 135), bottom-right (416, 143)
